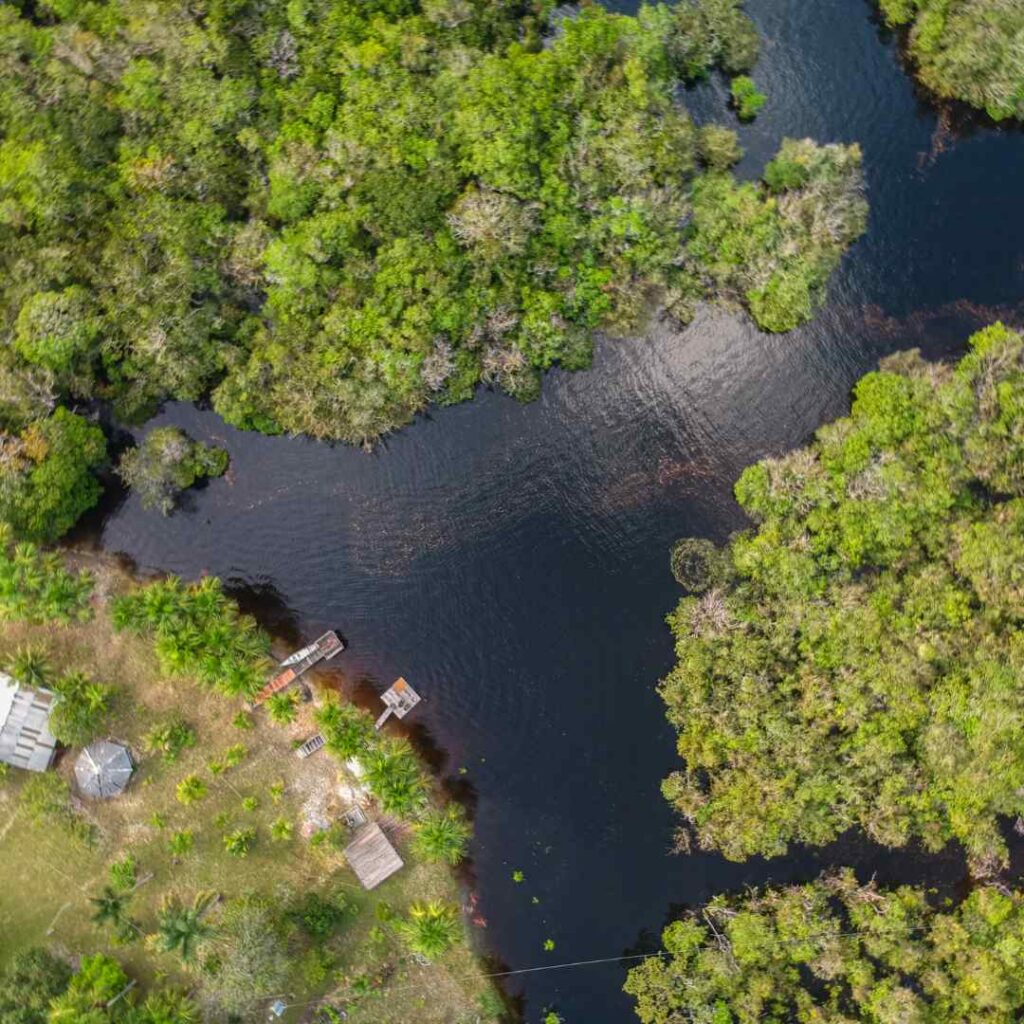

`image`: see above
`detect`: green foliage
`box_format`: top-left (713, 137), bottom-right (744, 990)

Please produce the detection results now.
top-left (156, 892), bottom-right (217, 963)
top-left (697, 124), bottom-right (743, 171)
top-left (0, 533), bottom-right (93, 624)
top-left (288, 891), bottom-right (350, 938)
top-left (19, 772), bottom-right (92, 843)
top-left (877, 0), bottom-right (1024, 120)
top-left (626, 872), bottom-right (1024, 1024)
top-left (0, 948), bottom-right (71, 1024)
top-left (687, 138), bottom-right (867, 333)
top-left (175, 774), bottom-right (207, 806)
top-left (112, 576), bottom-right (271, 698)
top-left (222, 827), bottom-right (256, 858)
top-left (143, 718), bottom-right (197, 764)
top-left (89, 885), bottom-right (138, 945)
top-left (396, 900), bottom-right (461, 960)
top-left (200, 896), bottom-right (290, 1016)
top-left (0, 409), bottom-right (106, 542)
top-left (48, 670), bottom-right (114, 747)
top-left (117, 428), bottom-right (228, 516)
top-left (266, 688), bottom-right (300, 726)
top-left (108, 854), bottom-right (137, 892)
top-left (412, 805), bottom-right (472, 865)
top-left (659, 324), bottom-right (1024, 869)
top-left (363, 738), bottom-right (429, 817)
top-left (730, 75), bottom-right (766, 120)
top-left (0, 0), bottom-right (863, 448)
top-left (270, 817), bottom-right (293, 842)
top-left (315, 696), bottom-right (374, 760)
top-left (8, 645), bottom-right (50, 688)
top-left (49, 954), bottom-right (130, 1023)
top-left (669, 537), bottom-right (731, 592)
top-left (168, 829), bottom-right (195, 857)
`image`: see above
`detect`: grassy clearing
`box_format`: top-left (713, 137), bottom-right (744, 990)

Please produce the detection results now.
top-left (0, 557), bottom-right (501, 1023)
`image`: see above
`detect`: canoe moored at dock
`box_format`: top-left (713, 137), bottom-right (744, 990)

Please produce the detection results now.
top-left (251, 630), bottom-right (344, 706)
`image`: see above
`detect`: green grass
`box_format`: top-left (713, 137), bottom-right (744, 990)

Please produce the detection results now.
top-left (0, 557), bottom-right (500, 1023)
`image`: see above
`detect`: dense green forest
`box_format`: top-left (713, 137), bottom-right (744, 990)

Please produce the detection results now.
top-left (660, 323), bottom-right (1024, 871)
top-left (878, 0), bottom-right (1024, 120)
top-left (0, 0), bottom-right (865, 461)
top-left (625, 871), bottom-right (1024, 1023)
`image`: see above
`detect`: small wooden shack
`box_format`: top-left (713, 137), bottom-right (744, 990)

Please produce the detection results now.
top-left (344, 822), bottom-right (404, 890)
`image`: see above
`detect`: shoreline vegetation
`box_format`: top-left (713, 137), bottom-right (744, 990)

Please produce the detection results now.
top-left (877, 0), bottom-right (1024, 122)
top-left (0, 0), bottom-right (866, 487)
top-left (635, 323), bottom-right (1024, 1021)
top-left (0, 545), bottom-right (501, 1024)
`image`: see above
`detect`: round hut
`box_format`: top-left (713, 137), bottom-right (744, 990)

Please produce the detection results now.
top-left (75, 741), bottom-right (134, 799)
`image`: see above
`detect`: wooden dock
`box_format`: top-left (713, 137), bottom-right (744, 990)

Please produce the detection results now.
top-left (374, 677), bottom-right (422, 730)
top-left (251, 631), bottom-right (344, 707)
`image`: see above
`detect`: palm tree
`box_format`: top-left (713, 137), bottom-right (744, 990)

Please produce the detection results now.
top-left (9, 645), bottom-right (50, 688)
top-left (412, 805), bottom-right (472, 865)
top-left (90, 886), bottom-right (128, 929)
top-left (156, 891), bottom-right (217, 962)
top-left (397, 900), bottom-right (460, 960)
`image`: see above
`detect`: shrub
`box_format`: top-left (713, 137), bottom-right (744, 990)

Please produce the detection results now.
top-left (222, 828), bottom-right (256, 857)
top-left (168, 829), bottom-right (195, 856)
top-left (730, 75), bottom-right (766, 120)
top-left (0, 948), bottom-right (72, 1024)
top-left (176, 774), bottom-right (207, 805)
top-left (47, 671), bottom-right (113, 747)
top-left (143, 718), bottom-right (197, 763)
top-left (0, 534), bottom-right (93, 624)
top-left (315, 696), bottom-right (374, 760)
top-left (396, 901), bottom-right (461, 960)
top-left (668, 537), bottom-right (730, 592)
top-left (266, 689), bottom-right (300, 726)
top-left (8, 645), bottom-right (50, 688)
top-left (108, 854), bottom-right (137, 892)
top-left (696, 124), bottom-right (743, 171)
top-left (412, 805), bottom-right (472, 865)
top-left (288, 892), bottom-right (350, 938)
top-left (363, 739), bottom-right (428, 817)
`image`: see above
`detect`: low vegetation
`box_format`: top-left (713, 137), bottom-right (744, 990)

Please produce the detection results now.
top-left (0, 556), bottom-right (496, 1023)
top-left (0, 0), bottom-right (865, 461)
top-left (625, 871), bottom-right (1024, 1023)
top-left (878, 0), bottom-right (1024, 121)
top-left (661, 324), bottom-right (1024, 871)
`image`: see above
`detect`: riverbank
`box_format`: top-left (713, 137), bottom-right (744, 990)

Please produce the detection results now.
top-left (0, 550), bottom-right (502, 1023)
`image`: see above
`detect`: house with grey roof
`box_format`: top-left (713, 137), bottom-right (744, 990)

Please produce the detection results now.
top-left (0, 672), bottom-right (58, 772)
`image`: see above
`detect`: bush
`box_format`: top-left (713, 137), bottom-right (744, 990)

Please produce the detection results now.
top-left (0, 948), bottom-right (72, 1024)
top-left (0, 532), bottom-right (93, 624)
top-left (730, 75), bottom-right (766, 120)
top-left (315, 697), bottom-right (374, 760)
top-left (222, 828), bottom-right (256, 857)
top-left (288, 891), bottom-right (350, 938)
top-left (697, 124), bottom-right (743, 171)
top-left (668, 537), bottom-right (730, 592)
top-left (48, 671), bottom-right (114, 747)
top-left (396, 901), bottom-right (461, 960)
top-left (175, 774), bottom-right (207, 805)
top-left (112, 576), bottom-right (270, 698)
top-left (143, 718), bottom-right (197, 764)
top-left (412, 805), bottom-right (472, 865)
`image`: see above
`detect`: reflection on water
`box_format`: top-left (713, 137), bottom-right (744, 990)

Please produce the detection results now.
top-left (93, 0), bottom-right (1024, 1019)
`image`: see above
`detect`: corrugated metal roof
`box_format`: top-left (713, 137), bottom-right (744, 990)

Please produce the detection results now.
top-left (0, 675), bottom-right (57, 773)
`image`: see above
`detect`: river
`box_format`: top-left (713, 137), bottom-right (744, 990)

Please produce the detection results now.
top-left (92, 1), bottom-right (1024, 1020)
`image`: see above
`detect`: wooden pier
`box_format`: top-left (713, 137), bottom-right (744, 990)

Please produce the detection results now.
top-left (251, 631), bottom-right (344, 707)
top-left (374, 677), bottom-right (421, 730)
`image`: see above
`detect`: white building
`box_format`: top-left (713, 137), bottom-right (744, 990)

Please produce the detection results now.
top-left (0, 672), bottom-right (58, 772)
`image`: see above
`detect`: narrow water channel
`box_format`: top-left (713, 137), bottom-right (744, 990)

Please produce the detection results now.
top-left (93, 1), bottom-right (1024, 1019)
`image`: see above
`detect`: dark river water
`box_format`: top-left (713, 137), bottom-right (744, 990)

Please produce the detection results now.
top-left (90, 1), bottom-right (1024, 1020)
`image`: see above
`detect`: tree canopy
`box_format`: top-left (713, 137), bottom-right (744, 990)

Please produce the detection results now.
top-left (0, 0), bottom-right (865, 447)
top-left (660, 324), bottom-right (1024, 870)
top-left (878, 0), bottom-right (1024, 121)
top-left (625, 871), bottom-right (1024, 1024)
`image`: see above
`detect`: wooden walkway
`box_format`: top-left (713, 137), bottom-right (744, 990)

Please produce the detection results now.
top-left (251, 631), bottom-right (344, 707)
